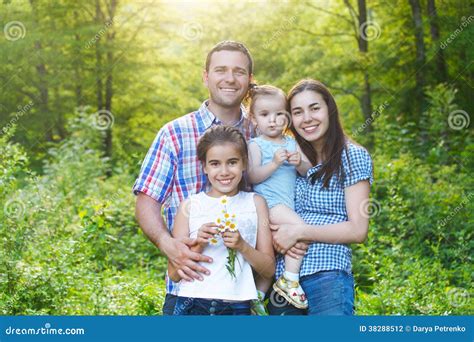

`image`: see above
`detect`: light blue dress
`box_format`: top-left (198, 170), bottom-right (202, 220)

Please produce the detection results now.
top-left (250, 136), bottom-right (297, 210)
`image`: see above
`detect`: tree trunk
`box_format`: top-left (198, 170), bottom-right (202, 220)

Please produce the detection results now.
top-left (104, 0), bottom-right (118, 177)
top-left (357, 0), bottom-right (374, 147)
top-left (74, 30), bottom-right (84, 107)
top-left (53, 86), bottom-right (67, 139)
top-left (427, 0), bottom-right (448, 83)
top-left (95, 0), bottom-right (104, 110)
top-left (104, 49), bottom-right (113, 177)
top-left (36, 40), bottom-right (52, 142)
top-left (408, 0), bottom-right (426, 113)
top-left (29, 0), bottom-right (52, 142)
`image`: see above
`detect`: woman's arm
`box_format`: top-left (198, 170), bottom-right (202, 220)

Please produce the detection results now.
top-left (247, 141), bottom-right (280, 184)
top-left (223, 195), bottom-right (275, 279)
top-left (271, 180), bottom-right (370, 254)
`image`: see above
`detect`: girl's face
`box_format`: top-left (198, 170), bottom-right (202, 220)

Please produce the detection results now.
top-left (290, 90), bottom-right (329, 145)
top-left (251, 94), bottom-right (288, 140)
top-left (203, 142), bottom-right (245, 197)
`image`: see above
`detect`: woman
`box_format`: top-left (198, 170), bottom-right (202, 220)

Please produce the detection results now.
top-left (268, 79), bottom-right (373, 315)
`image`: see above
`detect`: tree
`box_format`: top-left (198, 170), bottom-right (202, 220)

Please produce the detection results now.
top-left (427, 0), bottom-right (448, 83)
top-left (408, 0), bottom-right (426, 113)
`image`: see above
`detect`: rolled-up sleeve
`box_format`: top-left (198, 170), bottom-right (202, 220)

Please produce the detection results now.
top-left (343, 145), bottom-right (374, 188)
top-left (133, 127), bottom-right (176, 205)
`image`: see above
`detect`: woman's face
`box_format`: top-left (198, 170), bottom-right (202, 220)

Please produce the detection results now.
top-left (290, 90), bottom-right (329, 145)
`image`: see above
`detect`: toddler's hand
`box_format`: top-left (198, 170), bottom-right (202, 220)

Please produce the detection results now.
top-left (273, 148), bottom-right (288, 166)
top-left (197, 223), bottom-right (219, 247)
top-left (287, 151), bottom-right (301, 166)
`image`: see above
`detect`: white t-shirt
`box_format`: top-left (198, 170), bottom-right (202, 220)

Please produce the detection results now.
top-left (176, 191), bottom-right (258, 301)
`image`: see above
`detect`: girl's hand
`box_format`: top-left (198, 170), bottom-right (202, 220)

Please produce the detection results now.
top-left (287, 151), bottom-right (301, 166)
top-left (197, 223), bottom-right (219, 247)
top-left (272, 148), bottom-right (288, 166)
top-left (222, 230), bottom-right (246, 252)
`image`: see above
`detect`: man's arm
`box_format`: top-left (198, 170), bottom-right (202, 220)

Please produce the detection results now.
top-left (135, 193), bottom-right (212, 281)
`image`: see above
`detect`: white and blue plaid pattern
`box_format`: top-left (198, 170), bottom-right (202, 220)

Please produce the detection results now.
top-left (276, 142), bottom-right (374, 278)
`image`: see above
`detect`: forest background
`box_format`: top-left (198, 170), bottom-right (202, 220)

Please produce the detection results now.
top-left (0, 0), bottom-right (472, 315)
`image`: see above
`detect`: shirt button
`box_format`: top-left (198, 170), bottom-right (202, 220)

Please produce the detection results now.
top-left (211, 301), bottom-right (217, 306)
top-left (209, 307), bottom-right (216, 314)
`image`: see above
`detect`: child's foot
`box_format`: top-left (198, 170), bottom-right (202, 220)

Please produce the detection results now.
top-left (250, 292), bottom-right (269, 316)
top-left (272, 275), bottom-right (308, 309)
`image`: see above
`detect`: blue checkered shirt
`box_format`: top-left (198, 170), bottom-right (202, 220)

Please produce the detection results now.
top-left (133, 100), bottom-right (254, 294)
top-left (275, 142), bottom-right (374, 279)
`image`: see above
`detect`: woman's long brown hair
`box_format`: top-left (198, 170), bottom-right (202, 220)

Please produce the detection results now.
top-left (288, 79), bottom-right (349, 188)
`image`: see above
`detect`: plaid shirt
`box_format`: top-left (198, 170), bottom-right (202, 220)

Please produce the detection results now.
top-left (133, 100), bottom-right (254, 294)
top-left (276, 142), bottom-right (374, 279)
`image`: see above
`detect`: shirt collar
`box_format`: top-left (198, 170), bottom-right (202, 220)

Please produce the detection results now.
top-left (198, 100), bottom-right (248, 129)
top-left (306, 163), bottom-right (322, 178)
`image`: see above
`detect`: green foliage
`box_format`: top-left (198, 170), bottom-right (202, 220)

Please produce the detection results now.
top-left (353, 143), bottom-right (473, 315)
top-left (0, 0), bottom-right (472, 315)
top-left (0, 114), bottom-right (165, 315)
top-left (356, 256), bottom-right (472, 315)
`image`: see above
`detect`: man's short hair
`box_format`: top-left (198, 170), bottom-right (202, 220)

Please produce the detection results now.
top-left (205, 41), bottom-right (253, 75)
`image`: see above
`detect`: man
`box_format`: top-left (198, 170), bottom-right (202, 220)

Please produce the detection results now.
top-left (133, 41), bottom-right (254, 315)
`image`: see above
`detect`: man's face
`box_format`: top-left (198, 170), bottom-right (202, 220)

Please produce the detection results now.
top-left (203, 50), bottom-right (252, 109)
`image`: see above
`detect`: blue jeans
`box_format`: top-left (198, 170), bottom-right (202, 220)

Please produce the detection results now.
top-left (267, 270), bottom-right (355, 315)
top-left (173, 296), bottom-right (251, 315)
top-left (162, 293), bottom-right (177, 316)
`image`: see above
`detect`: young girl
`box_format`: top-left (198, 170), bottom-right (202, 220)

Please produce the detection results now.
top-left (247, 85), bottom-right (312, 310)
top-left (168, 125), bottom-right (275, 315)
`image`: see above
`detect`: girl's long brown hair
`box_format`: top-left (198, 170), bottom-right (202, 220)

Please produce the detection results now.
top-left (288, 79), bottom-right (349, 188)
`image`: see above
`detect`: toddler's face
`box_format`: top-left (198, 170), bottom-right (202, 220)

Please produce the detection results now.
top-left (251, 95), bottom-right (289, 139)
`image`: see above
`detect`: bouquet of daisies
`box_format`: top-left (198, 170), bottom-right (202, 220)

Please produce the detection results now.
top-left (209, 196), bottom-right (241, 279)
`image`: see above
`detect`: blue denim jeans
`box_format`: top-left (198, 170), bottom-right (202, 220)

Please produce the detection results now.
top-left (162, 293), bottom-right (178, 316)
top-left (173, 296), bottom-right (251, 315)
top-left (267, 270), bottom-right (355, 315)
